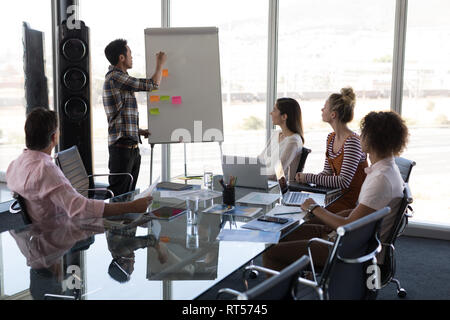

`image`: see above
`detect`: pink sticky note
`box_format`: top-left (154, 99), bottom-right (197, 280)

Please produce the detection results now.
top-left (172, 96), bottom-right (182, 105)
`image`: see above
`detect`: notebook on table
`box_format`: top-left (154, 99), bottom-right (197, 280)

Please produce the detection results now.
top-left (156, 182), bottom-right (194, 191)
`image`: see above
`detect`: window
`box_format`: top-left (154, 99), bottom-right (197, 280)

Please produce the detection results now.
top-left (401, 0), bottom-right (450, 225)
top-left (79, 0), bottom-right (161, 189)
top-left (170, 0), bottom-right (269, 179)
top-left (278, 0), bottom-right (396, 174)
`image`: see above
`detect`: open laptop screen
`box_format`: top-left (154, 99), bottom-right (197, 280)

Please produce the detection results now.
top-left (275, 162), bottom-right (289, 195)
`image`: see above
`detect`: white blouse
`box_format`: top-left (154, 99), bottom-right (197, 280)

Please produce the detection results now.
top-left (258, 130), bottom-right (303, 181)
top-left (358, 157), bottom-right (404, 210)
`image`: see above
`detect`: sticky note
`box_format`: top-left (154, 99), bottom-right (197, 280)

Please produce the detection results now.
top-left (172, 96), bottom-right (182, 105)
top-left (162, 69), bottom-right (169, 77)
top-left (150, 108), bottom-right (160, 115)
top-left (150, 95), bottom-right (160, 103)
top-left (160, 96), bottom-right (170, 102)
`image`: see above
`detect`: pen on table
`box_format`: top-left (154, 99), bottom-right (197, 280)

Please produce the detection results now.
top-left (273, 212), bottom-right (302, 216)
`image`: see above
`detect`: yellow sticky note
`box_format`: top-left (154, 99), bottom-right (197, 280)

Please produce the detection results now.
top-left (162, 69), bottom-right (169, 77)
top-left (160, 96), bottom-right (170, 102)
top-left (150, 108), bottom-right (160, 115)
top-left (150, 95), bottom-right (160, 103)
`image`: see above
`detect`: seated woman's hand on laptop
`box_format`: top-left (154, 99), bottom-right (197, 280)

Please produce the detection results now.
top-left (301, 198), bottom-right (317, 211)
top-left (295, 172), bottom-right (306, 183)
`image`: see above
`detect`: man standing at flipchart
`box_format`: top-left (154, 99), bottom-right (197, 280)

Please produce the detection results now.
top-left (103, 39), bottom-right (167, 197)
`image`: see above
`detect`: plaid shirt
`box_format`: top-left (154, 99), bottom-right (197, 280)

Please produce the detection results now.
top-left (103, 66), bottom-right (158, 146)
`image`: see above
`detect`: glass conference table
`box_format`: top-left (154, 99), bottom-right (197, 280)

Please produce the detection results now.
top-left (0, 185), bottom-right (315, 300)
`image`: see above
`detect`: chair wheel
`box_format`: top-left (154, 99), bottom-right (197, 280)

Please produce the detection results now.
top-left (397, 288), bottom-right (407, 298)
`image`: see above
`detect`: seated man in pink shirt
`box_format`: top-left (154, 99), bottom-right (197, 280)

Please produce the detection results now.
top-left (6, 108), bottom-right (152, 223)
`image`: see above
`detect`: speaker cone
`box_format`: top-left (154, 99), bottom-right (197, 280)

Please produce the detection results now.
top-left (64, 97), bottom-right (88, 122)
top-left (62, 38), bottom-right (86, 61)
top-left (63, 68), bottom-right (87, 91)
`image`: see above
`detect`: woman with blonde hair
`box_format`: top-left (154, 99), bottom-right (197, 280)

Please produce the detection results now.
top-left (296, 87), bottom-right (368, 213)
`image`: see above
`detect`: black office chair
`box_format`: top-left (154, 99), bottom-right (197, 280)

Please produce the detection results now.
top-left (394, 156), bottom-right (415, 221)
top-left (378, 185), bottom-right (413, 298)
top-left (241, 208), bottom-right (391, 300)
top-left (298, 207), bottom-right (392, 300)
top-left (55, 146), bottom-right (133, 199)
top-left (9, 192), bottom-right (32, 225)
top-left (216, 255), bottom-right (310, 300)
top-left (394, 157), bottom-right (416, 183)
top-left (296, 147), bottom-right (312, 173)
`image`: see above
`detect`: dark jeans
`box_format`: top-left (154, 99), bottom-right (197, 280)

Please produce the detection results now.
top-left (108, 146), bottom-right (141, 197)
top-left (262, 224), bottom-right (332, 272)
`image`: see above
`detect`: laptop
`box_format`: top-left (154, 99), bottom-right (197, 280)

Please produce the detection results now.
top-left (222, 155), bottom-right (278, 190)
top-left (274, 161), bottom-right (326, 207)
top-left (288, 181), bottom-right (341, 195)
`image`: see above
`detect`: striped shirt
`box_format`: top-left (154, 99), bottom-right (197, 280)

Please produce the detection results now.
top-left (103, 66), bottom-right (158, 146)
top-left (304, 132), bottom-right (367, 189)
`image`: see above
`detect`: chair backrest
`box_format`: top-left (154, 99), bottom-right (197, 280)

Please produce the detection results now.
top-left (395, 157), bottom-right (416, 183)
top-left (9, 192), bottom-right (33, 225)
top-left (296, 147), bottom-right (312, 173)
top-left (379, 185), bottom-right (413, 285)
top-left (244, 255), bottom-right (310, 300)
top-left (55, 146), bottom-right (90, 198)
top-left (320, 207), bottom-right (391, 300)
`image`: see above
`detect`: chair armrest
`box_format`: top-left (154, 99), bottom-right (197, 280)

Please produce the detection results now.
top-left (337, 234), bottom-right (382, 264)
top-left (307, 238), bottom-right (334, 248)
top-left (9, 200), bottom-right (21, 214)
top-left (244, 265), bottom-right (280, 277)
top-left (77, 188), bottom-right (115, 198)
top-left (306, 238), bottom-right (334, 284)
top-left (296, 276), bottom-right (324, 300)
top-left (88, 173), bottom-right (134, 192)
top-left (216, 288), bottom-right (247, 300)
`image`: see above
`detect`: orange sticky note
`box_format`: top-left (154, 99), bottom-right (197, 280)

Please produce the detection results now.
top-left (162, 69), bottom-right (169, 77)
top-left (150, 95), bottom-right (160, 103)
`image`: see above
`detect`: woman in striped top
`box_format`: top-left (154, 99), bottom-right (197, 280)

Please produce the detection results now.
top-left (296, 87), bottom-right (368, 213)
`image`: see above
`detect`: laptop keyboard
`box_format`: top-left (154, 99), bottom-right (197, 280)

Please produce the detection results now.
top-left (285, 192), bottom-right (326, 206)
top-left (287, 192), bottom-right (309, 204)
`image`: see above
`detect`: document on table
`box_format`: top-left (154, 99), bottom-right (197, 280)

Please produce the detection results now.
top-left (266, 205), bottom-right (304, 216)
top-left (134, 176), bottom-right (160, 200)
top-left (236, 192), bottom-right (281, 205)
top-left (217, 229), bottom-right (281, 244)
top-left (241, 217), bottom-right (299, 233)
top-left (203, 204), bottom-right (262, 218)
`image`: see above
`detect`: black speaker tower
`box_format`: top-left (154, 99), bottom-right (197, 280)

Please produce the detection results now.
top-left (23, 22), bottom-right (49, 115)
top-left (57, 20), bottom-right (93, 176)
